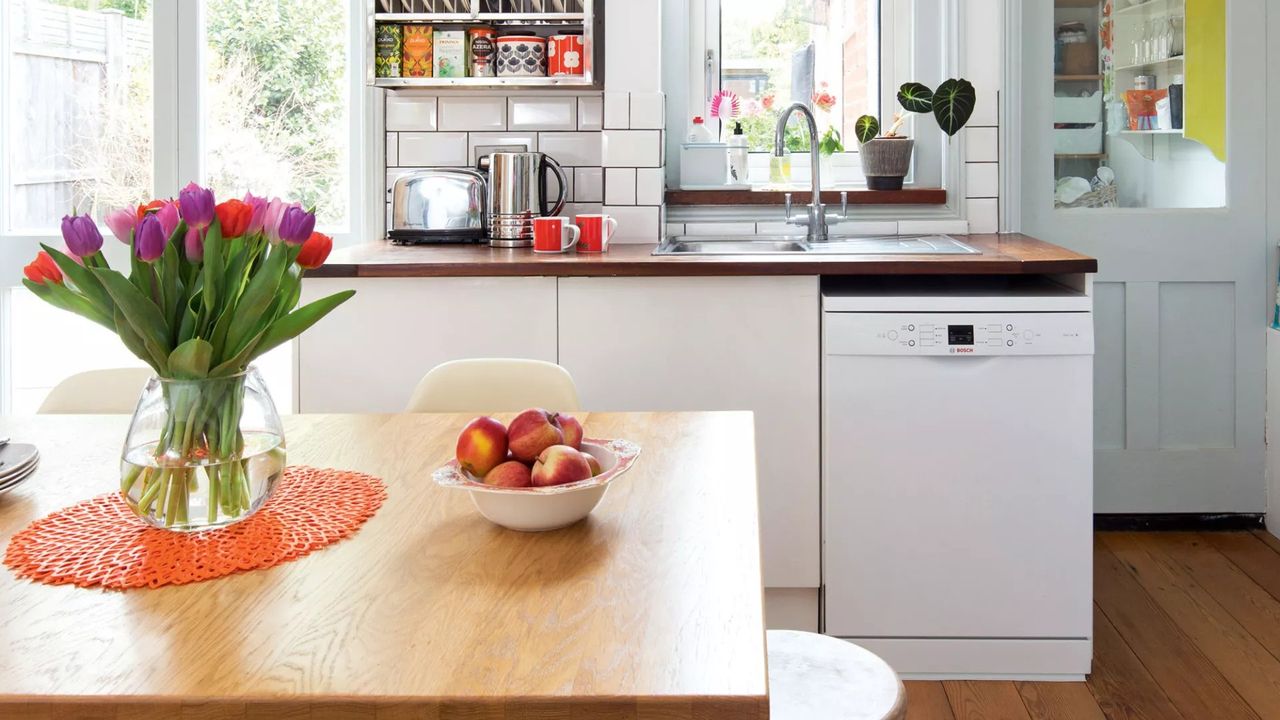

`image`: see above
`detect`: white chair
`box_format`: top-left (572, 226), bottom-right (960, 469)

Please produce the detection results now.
top-left (406, 358), bottom-right (581, 413)
top-left (37, 368), bottom-right (154, 415)
top-left (768, 630), bottom-right (906, 720)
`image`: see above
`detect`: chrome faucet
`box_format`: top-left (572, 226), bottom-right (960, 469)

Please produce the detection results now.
top-left (775, 102), bottom-right (847, 243)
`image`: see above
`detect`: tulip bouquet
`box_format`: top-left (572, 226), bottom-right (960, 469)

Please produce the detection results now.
top-left (22, 183), bottom-right (354, 529)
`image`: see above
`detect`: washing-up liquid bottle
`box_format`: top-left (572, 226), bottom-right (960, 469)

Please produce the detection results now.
top-left (728, 122), bottom-right (749, 185)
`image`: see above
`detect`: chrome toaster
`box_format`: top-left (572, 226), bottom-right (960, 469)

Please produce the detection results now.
top-left (389, 169), bottom-right (487, 244)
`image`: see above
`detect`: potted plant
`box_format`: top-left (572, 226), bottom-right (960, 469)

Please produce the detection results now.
top-left (855, 79), bottom-right (977, 190)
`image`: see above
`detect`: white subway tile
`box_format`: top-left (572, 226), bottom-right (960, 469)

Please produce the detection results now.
top-left (966, 198), bottom-right (1000, 234)
top-left (604, 205), bottom-right (661, 242)
top-left (604, 0), bottom-right (662, 93)
top-left (539, 132), bottom-right (603, 166)
top-left (964, 0), bottom-right (1003, 128)
top-left (602, 130), bottom-right (662, 167)
top-left (399, 132), bottom-right (469, 166)
top-left (578, 96), bottom-right (603, 131)
top-left (509, 97), bottom-right (577, 131)
top-left (635, 167), bottom-right (664, 205)
top-left (967, 127), bottom-right (999, 162)
top-left (630, 92), bottom-right (665, 130)
top-left (386, 95), bottom-right (437, 131)
top-left (898, 219), bottom-right (971, 235)
top-left (685, 222), bottom-right (756, 236)
top-left (386, 132), bottom-right (399, 167)
top-left (564, 202), bottom-right (604, 218)
top-left (604, 92), bottom-right (630, 130)
top-left (438, 96), bottom-right (506, 132)
top-left (468, 132), bottom-right (537, 164)
top-left (604, 168), bottom-right (637, 205)
top-left (965, 162), bottom-right (1000, 198)
top-left (574, 167), bottom-right (603, 203)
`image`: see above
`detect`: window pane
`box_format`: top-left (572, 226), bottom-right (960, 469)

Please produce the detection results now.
top-left (202, 0), bottom-right (350, 229)
top-left (4, 0), bottom-right (154, 231)
top-left (720, 0), bottom-right (879, 152)
top-left (1051, 0), bottom-right (1224, 209)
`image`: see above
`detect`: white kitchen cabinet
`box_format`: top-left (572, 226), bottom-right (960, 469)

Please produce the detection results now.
top-left (298, 278), bottom-right (558, 413)
top-left (557, 276), bottom-right (822, 592)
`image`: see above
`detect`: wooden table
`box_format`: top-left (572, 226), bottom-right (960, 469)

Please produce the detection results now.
top-left (0, 413), bottom-right (769, 719)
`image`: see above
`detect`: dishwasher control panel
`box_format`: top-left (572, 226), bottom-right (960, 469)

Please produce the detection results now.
top-left (825, 312), bottom-right (1095, 356)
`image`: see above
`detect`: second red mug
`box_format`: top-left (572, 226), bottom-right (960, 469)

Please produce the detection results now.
top-left (575, 214), bottom-right (617, 253)
top-left (532, 216), bottom-right (580, 253)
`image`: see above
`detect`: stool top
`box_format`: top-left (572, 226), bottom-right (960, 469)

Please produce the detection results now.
top-left (767, 630), bottom-right (906, 720)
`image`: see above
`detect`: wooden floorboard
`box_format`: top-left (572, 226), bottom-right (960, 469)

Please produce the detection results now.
top-left (886, 533), bottom-right (1280, 720)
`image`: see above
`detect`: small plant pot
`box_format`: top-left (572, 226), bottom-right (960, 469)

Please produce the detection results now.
top-left (859, 137), bottom-right (914, 191)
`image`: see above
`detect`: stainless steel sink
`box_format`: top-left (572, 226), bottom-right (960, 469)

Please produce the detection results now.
top-left (652, 234), bottom-right (979, 256)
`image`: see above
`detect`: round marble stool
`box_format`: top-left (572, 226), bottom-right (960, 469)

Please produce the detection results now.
top-left (767, 630), bottom-right (907, 720)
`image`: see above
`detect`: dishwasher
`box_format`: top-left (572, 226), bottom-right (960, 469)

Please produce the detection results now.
top-left (821, 276), bottom-right (1094, 679)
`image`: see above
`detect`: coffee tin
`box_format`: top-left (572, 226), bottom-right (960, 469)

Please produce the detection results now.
top-left (468, 27), bottom-right (497, 77)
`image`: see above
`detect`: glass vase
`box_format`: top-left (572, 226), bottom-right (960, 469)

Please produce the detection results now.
top-left (120, 367), bottom-right (286, 532)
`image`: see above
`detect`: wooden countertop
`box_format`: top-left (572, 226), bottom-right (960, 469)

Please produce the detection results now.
top-left (309, 234), bottom-right (1097, 278)
top-left (0, 413), bottom-right (768, 719)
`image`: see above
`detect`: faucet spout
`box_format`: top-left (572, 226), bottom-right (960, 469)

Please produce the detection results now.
top-left (774, 102), bottom-right (828, 242)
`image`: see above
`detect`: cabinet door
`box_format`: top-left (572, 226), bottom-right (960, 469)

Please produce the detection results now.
top-left (558, 276), bottom-right (821, 588)
top-left (298, 277), bottom-right (558, 413)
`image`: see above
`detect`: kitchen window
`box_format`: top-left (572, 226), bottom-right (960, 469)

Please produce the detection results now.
top-left (673, 0), bottom-right (947, 189)
top-left (0, 0), bottom-right (373, 413)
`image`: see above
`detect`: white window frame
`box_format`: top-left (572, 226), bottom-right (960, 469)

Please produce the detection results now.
top-left (0, 0), bottom-right (373, 412)
top-left (668, 0), bottom-right (952, 190)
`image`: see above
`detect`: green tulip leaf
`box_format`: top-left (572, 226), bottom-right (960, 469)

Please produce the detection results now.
top-left (168, 338), bottom-right (214, 380)
top-left (247, 290), bottom-right (356, 364)
top-left (897, 82), bottom-right (934, 114)
top-left (854, 115), bottom-right (881, 144)
top-left (91, 268), bottom-right (173, 367)
top-left (113, 307), bottom-right (164, 374)
top-left (39, 244), bottom-right (115, 316)
top-left (202, 220), bottom-right (225, 317)
top-left (223, 246), bottom-right (288, 358)
top-left (933, 78), bottom-right (976, 137)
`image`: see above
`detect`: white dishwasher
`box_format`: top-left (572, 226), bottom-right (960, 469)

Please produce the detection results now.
top-left (821, 276), bottom-right (1094, 679)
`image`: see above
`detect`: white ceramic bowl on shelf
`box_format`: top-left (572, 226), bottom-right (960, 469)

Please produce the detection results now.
top-left (434, 438), bottom-right (640, 532)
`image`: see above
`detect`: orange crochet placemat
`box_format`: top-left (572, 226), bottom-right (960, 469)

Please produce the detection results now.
top-left (4, 466), bottom-right (386, 590)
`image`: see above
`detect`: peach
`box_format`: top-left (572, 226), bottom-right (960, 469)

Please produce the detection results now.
top-left (485, 460), bottom-right (532, 488)
top-left (532, 444), bottom-right (593, 487)
top-left (581, 451), bottom-right (602, 477)
top-left (456, 416), bottom-right (508, 477)
top-left (559, 414), bottom-right (584, 450)
top-left (508, 408), bottom-right (564, 462)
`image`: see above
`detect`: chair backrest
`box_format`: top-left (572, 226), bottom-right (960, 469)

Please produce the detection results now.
top-left (406, 358), bottom-right (581, 413)
top-left (37, 368), bottom-right (154, 415)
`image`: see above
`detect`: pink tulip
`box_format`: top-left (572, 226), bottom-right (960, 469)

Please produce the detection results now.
top-left (263, 198), bottom-right (291, 245)
top-left (243, 192), bottom-right (268, 235)
top-left (104, 208), bottom-right (136, 244)
top-left (184, 226), bottom-right (205, 262)
top-left (156, 202), bottom-right (180, 240)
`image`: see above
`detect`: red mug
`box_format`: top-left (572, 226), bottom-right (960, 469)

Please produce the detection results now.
top-left (575, 214), bottom-right (617, 253)
top-left (532, 216), bottom-right (580, 253)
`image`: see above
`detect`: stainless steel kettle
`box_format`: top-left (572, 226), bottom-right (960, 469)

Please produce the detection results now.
top-left (478, 152), bottom-right (568, 247)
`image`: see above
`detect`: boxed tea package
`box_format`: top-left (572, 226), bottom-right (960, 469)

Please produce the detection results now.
top-left (375, 24), bottom-right (402, 78)
top-left (403, 25), bottom-right (433, 77)
top-left (434, 29), bottom-right (465, 78)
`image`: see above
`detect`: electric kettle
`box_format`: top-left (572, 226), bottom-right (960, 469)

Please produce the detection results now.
top-left (479, 152), bottom-right (568, 247)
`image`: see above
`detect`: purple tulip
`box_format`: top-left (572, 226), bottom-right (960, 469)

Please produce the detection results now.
top-left (243, 192), bottom-right (268, 235)
top-left (156, 201), bottom-right (180, 239)
top-left (277, 206), bottom-right (316, 246)
top-left (135, 214), bottom-right (167, 262)
top-left (60, 214), bottom-right (104, 258)
top-left (179, 182), bottom-right (216, 230)
top-left (263, 198), bottom-right (288, 245)
top-left (184, 226), bottom-right (205, 262)
top-left (104, 208), bottom-right (136, 245)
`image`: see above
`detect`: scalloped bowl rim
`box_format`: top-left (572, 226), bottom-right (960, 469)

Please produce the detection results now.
top-left (433, 438), bottom-right (640, 495)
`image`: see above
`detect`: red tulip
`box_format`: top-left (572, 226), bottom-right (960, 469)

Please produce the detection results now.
top-left (296, 231), bottom-right (333, 269)
top-left (136, 199), bottom-right (165, 221)
top-left (215, 199), bottom-right (253, 239)
top-left (23, 251), bottom-right (63, 285)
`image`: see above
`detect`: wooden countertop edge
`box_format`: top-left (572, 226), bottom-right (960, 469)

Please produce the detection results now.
top-left (666, 187), bottom-right (948, 206)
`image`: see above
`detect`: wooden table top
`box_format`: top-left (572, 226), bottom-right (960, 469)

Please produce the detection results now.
top-left (308, 234), bottom-right (1097, 278)
top-left (0, 412), bottom-right (768, 719)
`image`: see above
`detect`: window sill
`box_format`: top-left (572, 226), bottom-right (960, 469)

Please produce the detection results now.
top-left (664, 188), bottom-right (948, 206)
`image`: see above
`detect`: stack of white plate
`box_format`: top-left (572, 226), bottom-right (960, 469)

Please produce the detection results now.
top-left (0, 444), bottom-right (39, 496)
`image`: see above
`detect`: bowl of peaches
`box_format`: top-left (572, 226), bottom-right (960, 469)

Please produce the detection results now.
top-left (434, 409), bottom-right (640, 532)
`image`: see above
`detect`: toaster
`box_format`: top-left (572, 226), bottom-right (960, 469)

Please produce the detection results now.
top-left (389, 169), bottom-right (487, 244)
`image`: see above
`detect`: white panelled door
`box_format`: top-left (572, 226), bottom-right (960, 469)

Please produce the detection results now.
top-left (1019, 1), bottom-right (1270, 512)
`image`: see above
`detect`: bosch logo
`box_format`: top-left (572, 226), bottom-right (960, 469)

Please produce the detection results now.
top-left (951, 347), bottom-right (975, 354)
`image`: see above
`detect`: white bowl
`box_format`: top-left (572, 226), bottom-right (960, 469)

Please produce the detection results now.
top-left (434, 438), bottom-right (640, 532)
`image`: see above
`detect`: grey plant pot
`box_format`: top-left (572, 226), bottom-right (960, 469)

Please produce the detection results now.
top-left (859, 137), bottom-right (914, 191)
